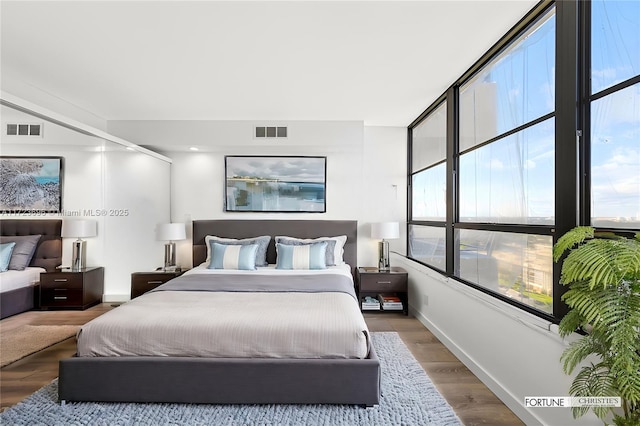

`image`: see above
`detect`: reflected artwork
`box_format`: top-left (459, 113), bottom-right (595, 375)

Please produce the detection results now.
top-left (0, 156), bottom-right (63, 213)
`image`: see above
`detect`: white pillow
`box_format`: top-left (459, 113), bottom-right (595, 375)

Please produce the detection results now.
top-left (274, 235), bottom-right (346, 265)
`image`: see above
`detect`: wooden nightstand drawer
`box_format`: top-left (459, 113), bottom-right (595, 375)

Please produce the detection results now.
top-left (40, 274), bottom-right (84, 289)
top-left (40, 288), bottom-right (84, 306)
top-left (359, 274), bottom-right (407, 292)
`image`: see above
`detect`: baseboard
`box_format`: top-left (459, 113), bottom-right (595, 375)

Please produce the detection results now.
top-left (102, 294), bottom-right (129, 303)
top-left (409, 304), bottom-right (547, 426)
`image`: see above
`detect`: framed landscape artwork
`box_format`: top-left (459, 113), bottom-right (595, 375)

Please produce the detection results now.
top-left (225, 156), bottom-right (326, 213)
top-left (0, 156), bottom-right (63, 213)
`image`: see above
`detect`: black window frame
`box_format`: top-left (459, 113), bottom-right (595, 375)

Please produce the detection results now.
top-left (406, 0), bottom-right (615, 323)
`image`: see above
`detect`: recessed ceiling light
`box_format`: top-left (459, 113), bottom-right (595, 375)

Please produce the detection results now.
top-left (189, 147), bottom-right (199, 151)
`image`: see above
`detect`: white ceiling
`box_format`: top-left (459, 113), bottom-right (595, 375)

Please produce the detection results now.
top-left (1, 1), bottom-right (536, 127)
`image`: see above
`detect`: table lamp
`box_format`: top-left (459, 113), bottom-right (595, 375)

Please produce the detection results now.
top-left (156, 223), bottom-right (186, 271)
top-left (62, 219), bottom-right (97, 271)
top-left (371, 222), bottom-right (399, 271)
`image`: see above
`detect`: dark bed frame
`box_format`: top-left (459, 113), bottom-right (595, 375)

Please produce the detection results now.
top-left (0, 219), bottom-right (62, 319)
top-left (59, 219), bottom-right (380, 406)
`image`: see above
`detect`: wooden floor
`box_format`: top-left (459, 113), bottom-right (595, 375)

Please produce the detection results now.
top-left (0, 305), bottom-right (523, 425)
top-left (366, 312), bottom-right (523, 425)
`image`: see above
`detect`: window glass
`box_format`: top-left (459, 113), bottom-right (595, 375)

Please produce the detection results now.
top-left (459, 118), bottom-right (555, 224)
top-left (456, 229), bottom-right (553, 314)
top-left (412, 101), bottom-right (447, 172)
top-left (412, 162), bottom-right (446, 221)
top-left (459, 9), bottom-right (555, 152)
top-left (590, 83), bottom-right (640, 229)
top-left (409, 225), bottom-right (446, 270)
top-left (591, 0), bottom-right (640, 94)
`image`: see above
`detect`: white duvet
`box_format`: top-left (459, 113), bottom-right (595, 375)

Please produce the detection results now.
top-left (0, 267), bottom-right (44, 293)
top-left (77, 265), bottom-right (370, 359)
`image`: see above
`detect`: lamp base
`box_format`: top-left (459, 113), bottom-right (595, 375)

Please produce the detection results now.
top-left (378, 240), bottom-right (390, 271)
top-left (164, 241), bottom-right (176, 271)
top-left (70, 239), bottom-right (87, 271)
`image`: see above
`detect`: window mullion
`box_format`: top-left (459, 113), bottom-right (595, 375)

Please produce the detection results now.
top-left (446, 86), bottom-right (457, 275)
top-left (554, 0), bottom-right (580, 319)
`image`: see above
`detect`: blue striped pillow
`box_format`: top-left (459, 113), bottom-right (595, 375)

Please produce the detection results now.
top-left (0, 242), bottom-right (16, 272)
top-left (276, 242), bottom-right (327, 270)
top-left (208, 242), bottom-right (259, 270)
top-left (205, 235), bottom-right (270, 267)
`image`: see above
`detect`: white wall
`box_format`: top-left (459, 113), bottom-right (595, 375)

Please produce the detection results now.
top-left (393, 254), bottom-right (601, 426)
top-left (1, 106), bottom-right (172, 301)
top-left (108, 120), bottom-right (408, 268)
top-left (101, 150), bottom-right (171, 300)
top-left (362, 126), bottom-right (407, 263)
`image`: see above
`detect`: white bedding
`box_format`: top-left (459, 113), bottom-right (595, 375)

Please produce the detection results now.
top-left (77, 265), bottom-right (370, 360)
top-left (0, 267), bottom-right (44, 293)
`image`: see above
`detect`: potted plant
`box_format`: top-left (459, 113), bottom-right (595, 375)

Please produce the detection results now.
top-left (553, 226), bottom-right (640, 425)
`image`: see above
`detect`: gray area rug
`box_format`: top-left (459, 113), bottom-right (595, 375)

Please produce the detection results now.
top-left (1, 332), bottom-right (461, 425)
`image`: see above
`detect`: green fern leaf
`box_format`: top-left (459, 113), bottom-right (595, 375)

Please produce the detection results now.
top-left (558, 309), bottom-right (585, 337)
top-left (561, 335), bottom-right (605, 374)
top-left (568, 363), bottom-right (616, 419)
top-left (554, 226), bottom-right (594, 262)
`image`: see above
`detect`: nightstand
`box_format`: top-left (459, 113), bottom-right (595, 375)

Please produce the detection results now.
top-left (130, 270), bottom-right (186, 299)
top-left (356, 266), bottom-right (408, 315)
top-left (40, 267), bottom-right (104, 310)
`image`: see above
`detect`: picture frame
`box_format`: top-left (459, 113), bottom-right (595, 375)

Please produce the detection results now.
top-left (0, 156), bottom-right (63, 213)
top-left (225, 156), bottom-right (326, 213)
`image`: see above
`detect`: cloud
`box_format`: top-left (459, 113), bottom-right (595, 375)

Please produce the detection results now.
top-left (489, 158), bottom-right (504, 170)
top-left (227, 157), bottom-right (325, 182)
top-left (592, 84), bottom-right (640, 126)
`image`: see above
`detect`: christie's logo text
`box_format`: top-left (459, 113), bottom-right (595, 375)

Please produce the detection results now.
top-left (524, 396), bottom-right (621, 408)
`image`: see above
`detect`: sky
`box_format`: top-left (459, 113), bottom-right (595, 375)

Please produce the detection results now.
top-left (590, 0), bottom-right (640, 225)
top-left (225, 157), bottom-right (326, 183)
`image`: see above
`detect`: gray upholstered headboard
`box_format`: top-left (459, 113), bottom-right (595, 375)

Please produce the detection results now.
top-left (192, 220), bottom-right (357, 273)
top-left (0, 219), bottom-right (63, 272)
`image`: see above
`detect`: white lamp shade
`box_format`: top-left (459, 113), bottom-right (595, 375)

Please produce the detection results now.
top-left (371, 222), bottom-right (400, 240)
top-left (62, 219), bottom-right (97, 238)
top-left (156, 223), bottom-right (186, 241)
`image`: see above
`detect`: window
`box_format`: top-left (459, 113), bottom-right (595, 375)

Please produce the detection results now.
top-left (589, 1), bottom-right (640, 229)
top-left (457, 7), bottom-right (556, 311)
top-left (459, 118), bottom-right (555, 224)
top-left (459, 12), bottom-right (555, 153)
top-left (590, 1), bottom-right (640, 94)
top-left (412, 163), bottom-right (446, 221)
top-left (408, 1), bottom-right (640, 322)
top-left (409, 225), bottom-right (446, 270)
top-left (410, 101), bottom-right (447, 270)
top-left (456, 229), bottom-right (553, 314)
top-left (412, 102), bottom-right (447, 171)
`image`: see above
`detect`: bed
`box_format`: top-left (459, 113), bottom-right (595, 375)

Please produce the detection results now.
top-left (59, 220), bottom-right (380, 406)
top-left (0, 219), bottom-right (62, 319)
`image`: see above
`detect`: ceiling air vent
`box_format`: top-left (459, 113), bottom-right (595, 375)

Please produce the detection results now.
top-left (255, 126), bottom-right (287, 139)
top-left (6, 123), bottom-right (43, 137)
